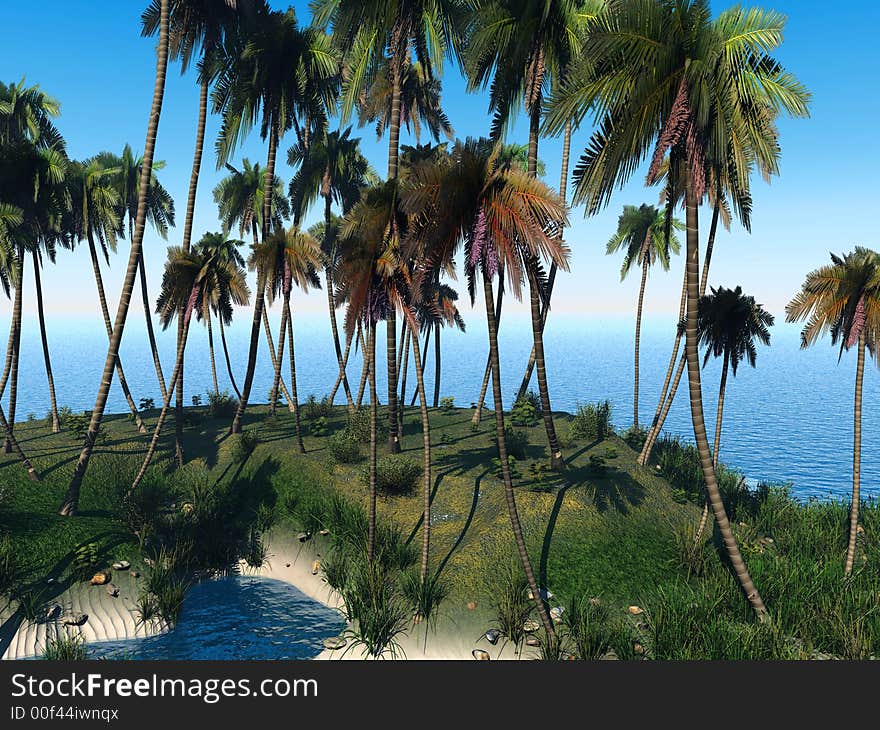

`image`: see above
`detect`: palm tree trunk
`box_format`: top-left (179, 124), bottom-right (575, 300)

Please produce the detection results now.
top-left (695, 350), bottom-right (728, 544)
top-left (285, 295), bottom-right (304, 453)
top-left (3, 250), bottom-right (23, 454)
top-left (367, 321), bottom-right (378, 563)
top-left (0, 401), bottom-right (38, 481)
top-left (326, 263), bottom-right (353, 408)
top-left (683, 176), bottom-right (765, 616)
top-left (482, 266), bottom-right (556, 640)
top-left (218, 317), bottom-right (241, 399)
top-left (269, 297), bottom-right (289, 417)
top-left (0, 278), bottom-right (19, 400)
top-left (139, 253), bottom-right (168, 402)
top-left (232, 120), bottom-right (278, 434)
top-left (396, 318), bottom-right (407, 435)
top-left (633, 259), bottom-right (649, 430)
top-left (472, 273), bottom-right (504, 424)
top-left (207, 311), bottom-right (219, 395)
top-left (411, 325), bottom-right (431, 407)
top-left (356, 322), bottom-right (368, 407)
top-left (399, 322), bottom-right (411, 418)
top-left (31, 250), bottom-right (60, 433)
top-left (409, 322), bottom-right (432, 584)
top-left (845, 330), bottom-right (866, 576)
top-left (329, 326), bottom-right (355, 410)
top-left (129, 302), bottom-right (195, 494)
top-left (433, 323), bottom-right (441, 409)
top-left (87, 235), bottom-right (146, 433)
top-left (639, 200), bottom-right (720, 465)
top-left (59, 0), bottom-right (171, 516)
top-left (261, 303), bottom-right (294, 411)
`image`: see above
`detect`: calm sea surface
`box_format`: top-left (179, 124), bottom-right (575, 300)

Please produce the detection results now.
top-left (2, 310), bottom-right (877, 501)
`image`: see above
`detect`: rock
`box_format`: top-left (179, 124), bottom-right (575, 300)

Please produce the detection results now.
top-left (130, 571), bottom-right (141, 579)
top-left (90, 572), bottom-right (111, 586)
top-left (550, 606), bottom-right (565, 623)
top-left (298, 532), bottom-right (312, 543)
top-left (600, 649), bottom-right (619, 661)
top-left (106, 584), bottom-right (119, 598)
top-left (466, 601), bottom-right (477, 611)
top-left (527, 588), bottom-right (553, 601)
top-left (525, 637), bottom-right (540, 647)
top-left (472, 649), bottom-right (491, 661)
top-left (63, 613), bottom-right (88, 627)
top-left (484, 629), bottom-right (501, 645)
top-left (144, 557), bottom-right (155, 567)
top-left (285, 563), bottom-right (291, 568)
top-left (323, 636), bottom-right (347, 651)
top-left (181, 503), bottom-right (193, 515)
top-left (46, 577), bottom-right (56, 585)
top-left (857, 525), bottom-right (866, 535)
top-left (311, 559), bottom-right (321, 576)
top-left (319, 529), bottom-right (330, 536)
top-left (112, 560), bottom-right (130, 571)
top-left (627, 605), bottom-right (644, 616)
top-left (44, 604), bottom-right (61, 621)
top-left (561, 653), bottom-right (577, 661)
top-left (633, 643), bottom-right (645, 656)
top-left (522, 619), bottom-right (540, 633)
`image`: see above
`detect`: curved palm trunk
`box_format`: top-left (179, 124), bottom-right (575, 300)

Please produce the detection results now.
top-left (285, 296), bottom-right (304, 453)
top-left (218, 317), bottom-right (241, 399)
top-left (355, 323), bottom-right (369, 408)
top-left (129, 302), bottom-right (195, 494)
top-left (399, 323), bottom-right (411, 419)
top-left (32, 251), bottom-right (60, 433)
top-left (0, 292), bottom-right (18, 401)
top-left (411, 326), bottom-right (430, 407)
top-left (59, 0), bottom-right (171, 516)
top-left (409, 324), bottom-right (432, 584)
top-left (639, 200), bottom-right (720, 465)
top-left (683, 178), bottom-right (765, 617)
top-left (472, 274), bottom-right (504, 424)
top-left (695, 350), bottom-right (728, 544)
top-left (633, 259), bottom-right (649, 430)
top-left (482, 266), bottom-right (555, 640)
top-left (433, 323), bottom-right (441, 409)
top-left (87, 236), bottom-right (146, 433)
top-left (232, 121), bottom-right (279, 434)
top-left (324, 196), bottom-right (353, 409)
top-left (206, 311), bottom-right (219, 395)
top-left (0, 401), bottom-right (38, 481)
top-left (3, 251), bottom-right (23, 454)
top-left (329, 327), bottom-right (355, 410)
top-left (845, 331), bottom-right (866, 576)
top-left (261, 303), bottom-right (294, 411)
top-left (268, 298), bottom-right (289, 417)
top-left (366, 322), bottom-right (378, 563)
top-left (139, 254), bottom-right (168, 402)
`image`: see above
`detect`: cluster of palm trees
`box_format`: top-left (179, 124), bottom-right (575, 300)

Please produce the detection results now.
top-left (1, 0), bottom-right (829, 636)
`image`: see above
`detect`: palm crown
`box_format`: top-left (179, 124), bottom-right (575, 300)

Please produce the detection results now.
top-left (697, 285), bottom-right (773, 375)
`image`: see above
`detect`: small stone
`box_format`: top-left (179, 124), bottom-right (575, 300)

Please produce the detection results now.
top-left (466, 601), bottom-right (477, 611)
top-left (311, 559), bottom-right (321, 576)
top-left (44, 604), bottom-right (61, 621)
top-left (319, 529), bottom-right (330, 536)
top-left (106, 584), bottom-right (119, 598)
top-left (472, 649), bottom-right (491, 661)
top-left (285, 563), bottom-right (291, 568)
top-left (527, 588), bottom-right (553, 601)
top-left (298, 532), bottom-right (312, 543)
top-left (627, 605), bottom-right (644, 615)
top-left (561, 653), bottom-right (577, 661)
top-left (484, 629), bottom-right (501, 645)
top-left (90, 572), bottom-right (111, 586)
top-left (600, 649), bottom-right (619, 661)
top-left (522, 619), bottom-right (540, 633)
top-left (144, 557), bottom-right (155, 567)
top-left (323, 636), bottom-right (347, 651)
top-left (112, 560), bottom-right (131, 571)
top-left (63, 613), bottom-right (88, 627)
top-left (46, 577), bottom-right (56, 585)
top-left (525, 637), bottom-right (540, 647)
top-left (130, 571), bottom-right (141, 579)
top-left (550, 606), bottom-right (565, 623)
top-left (633, 643), bottom-right (645, 655)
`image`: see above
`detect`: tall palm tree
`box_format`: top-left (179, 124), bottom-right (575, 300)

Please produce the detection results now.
top-left (546, 0), bottom-right (809, 616)
top-left (694, 285), bottom-right (773, 542)
top-left (194, 231), bottom-right (249, 395)
top-left (404, 138), bottom-right (568, 639)
top-left (251, 225), bottom-right (322, 451)
top-left (59, 0), bottom-right (172, 516)
top-left (605, 203), bottom-right (681, 428)
top-left (214, 8), bottom-right (337, 434)
top-left (787, 248), bottom-right (880, 575)
top-left (288, 126), bottom-right (375, 409)
top-left (464, 0), bottom-right (600, 469)
top-left (315, 0), bottom-right (464, 454)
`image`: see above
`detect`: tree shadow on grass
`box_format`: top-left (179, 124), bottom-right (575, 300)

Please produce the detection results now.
top-left (435, 469), bottom-right (488, 579)
top-left (565, 465), bottom-right (646, 515)
top-left (404, 470), bottom-right (447, 547)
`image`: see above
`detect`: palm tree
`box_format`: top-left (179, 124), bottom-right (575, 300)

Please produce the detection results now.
top-left (66, 156), bottom-right (147, 432)
top-left (288, 126), bottom-right (376, 410)
top-left (142, 0), bottom-right (241, 466)
top-left (59, 0), bottom-right (172, 516)
top-left (605, 203), bottom-right (681, 428)
top-left (464, 0), bottom-right (599, 469)
top-left (546, 0), bottom-right (809, 616)
top-left (404, 138), bottom-right (568, 640)
top-left (694, 285), bottom-right (773, 542)
top-left (315, 0), bottom-right (463, 455)
top-left (194, 231), bottom-right (249, 395)
top-left (251, 225), bottom-right (322, 451)
top-left (214, 7), bottom-right (337, 434)
top-left (787, 248), bottom-right (880, 575)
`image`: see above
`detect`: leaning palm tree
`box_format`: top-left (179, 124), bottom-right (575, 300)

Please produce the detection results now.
top-left (545, 0), bottom-right (809, 616)
top-left (606, 203), bottom-right (681, 428)
top-left (693, 285), bottom-right (773, 543)
top-left (315, 0), bottom-right (464, 454)
top-left (787, 248), bottom-right (880, 575)
top-left (251, 225), bottom-right (322, 451)
top-left (59, 0), bottom-right (172, 516)
top-left (404, 138), bottom-right (568, 640)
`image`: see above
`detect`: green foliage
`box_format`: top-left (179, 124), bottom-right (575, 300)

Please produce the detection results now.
top-left (328, 430), bottom-right (362, 464)
top-left (491, 455), bottom-right (522, 480)
top-left (344, 406), bottom-right (388, 443)
top-left (340, 558), bottom-right (410, 659)
top-left (570, 401), bottom-right (613, 442)
top-left (487, 424), bottom-right (529, 460)
top-left (510, 391), bottom-right (540, 426)
top-left (563, 595), bottom-right (617, 660)
top-left (138, 398), bottom-right (155, 412)
top-left (621, 425), bottom-right (648, 451)
top-left (490, 563), bottom-right (532, 653)
top-left (588, 454), bottom-right (608, 473)
top-left (0, 533), bottom-right (19, 596)
top-left (191, 394), bottom-right (202, 407)
top-left (362, 455), bottom-right (423, 496)
top-left (303, 394), bottom-right (333, 421)
top-left (135, 589), bottom-right (160, 627)
top-left (228, 427), bottom-right (261, 463)
top-left (207, 390), bottom-right (238, 419)
top-left (71, 543), bottom-right (100, 581)
top-left (155, 578), bottom-right (188, 626)
top-left (309, 416), bottom-right (329, 437)
top-left (42, 632), bottom-right (87, 661)
top-left (63, 411), bottom-right (100, 441)
top-left (401, 570), bottom-right (450, 630)
top-left (17, 588), bottom-right (45, 625)
top-left (528, 461), bottom-right (553, 491)
top-left (439, 396), bottom-right (455, 412)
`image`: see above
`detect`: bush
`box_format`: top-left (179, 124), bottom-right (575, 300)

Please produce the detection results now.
top-left (304, 394), bottom-right (333, 421)
top-left (0, 534), bottom-right (19, 596)
top-left (362, 455), bottom-right (423, 496)
top-left (191, 394), bottom-right (202, 407)
top-left (71, 543), bottom-right (100, 581)
top-left (564, 595), bottom-right (616, 660)
top-left (346, 407), bottom-right (388, 443)
top-left (340, 558), bottom-right (410, 659)
top-left (510, 391), bottom-right (541, 426)
top-left (570, 401), bottom-right (612, 442)
top-left (439, 396), bottom-right (455, 412)
top-left (487, 424), bottom-right (529, 460)
top-left (328, 430), bottom-right (362, 464)
top-left (207, 390), bottom-right (238, 419)
top-left (309, 416), bottom-right (329, 437)
top-left (63, 411), bottom-right (96, 440)
top-left (42, 632), bottom-right (87, 661)
top-left (490, 563), bottom-right (533, 653)
top-left (138, 398), bottom-right (155, 411)
top-left (621, 425), bottom-right (647, 451)
top-left (228, 427), bottom-right (260, 463)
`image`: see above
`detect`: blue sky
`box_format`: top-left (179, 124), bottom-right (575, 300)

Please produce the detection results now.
top-left (1, 0), bottom-right (878, 325)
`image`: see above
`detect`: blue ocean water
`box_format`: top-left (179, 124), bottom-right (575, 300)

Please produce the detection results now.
top-left (1, 310), bottom-right (877, 501)
top-left (88, 575), bottom-right (345, 660)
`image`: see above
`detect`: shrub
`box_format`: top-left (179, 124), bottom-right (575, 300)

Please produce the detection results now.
top-left (135, 589), bottom-right (160, 627)
top-left (42, 632), bottom-right (87, 660)
top-left (17, 589), bottom-right (45, 625)
top-left (328, 430), bottom-right (361, 464)
top-left (346, 407), bottom-right (388, 443)
top-left (401, 570), bottom-right (450, 631)
top-left (340, 558), bottom-right (410, 659)
top-left (439, 396), bottom-right (455, 412)
top-left (564, 595), bottom-right (616, 660)
top-left (491, 455), bottom-right (522, 480)
top-left (621, 425), bottom-right (647, 451)
top-left (229, 427), bottom-right (260, 463)
top-left (207, 390), bottom-right (238, 419)
top-left (490, 563), bottom-right (533, 653)
top-left (362, 455), bottom-right (423, 496)
top-left (309, 416), bottom-right (329, 437)
top-left (191, 394), bottom-right (202, 407)
top-left (487, 424), bottom-right (529, 460)
top-left (64, 411), bottom-right (96, 440)
top-left (121, 472), bottom-right (173, 535)
top-left (156, 579), bottom-right (188, 626)
top-left (71, 542), bottom-right (100, 581)
top-left (588, 454), bottom-right (608, 473)
top-left (0, 534), bottom-right (19, 596)
top-left (304, 394), bottom-right (333, 421)
top-left (138, 398), bottom-right (155, 411)
top-left (510, 390), bottom-right (541, 426)
top-left (570, 400), bottom-right (612, 442)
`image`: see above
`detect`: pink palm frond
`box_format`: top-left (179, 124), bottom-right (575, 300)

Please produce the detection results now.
top-left (847, 297), bottom-right (866, 349)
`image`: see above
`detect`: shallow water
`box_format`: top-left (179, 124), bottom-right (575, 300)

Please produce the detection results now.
top-left (88, 575), bottom-right (345, 660)
top-left (2, 311), bottom-right (878, 501)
